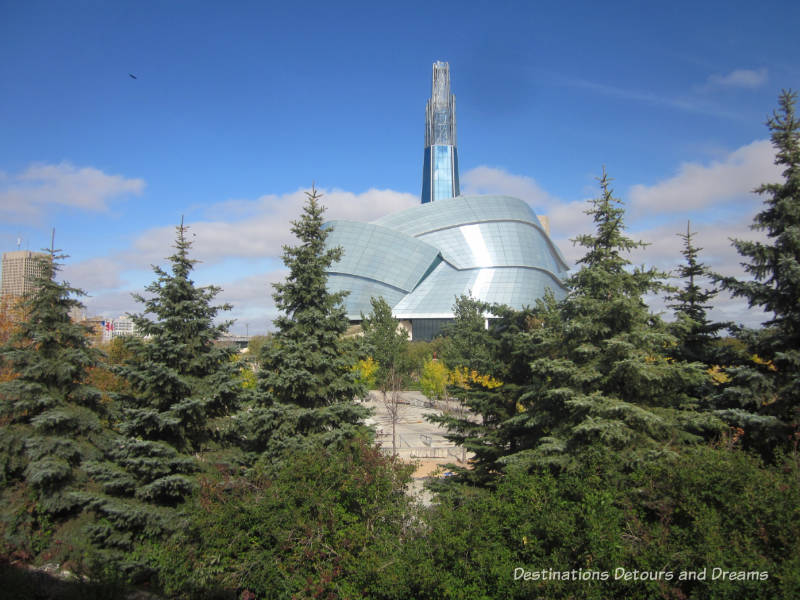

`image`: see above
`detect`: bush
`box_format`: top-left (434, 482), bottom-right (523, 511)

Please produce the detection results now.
top-left (144, 438), bottom-right (415, 599)
top-left (392, 446), bottom-right (800, 599)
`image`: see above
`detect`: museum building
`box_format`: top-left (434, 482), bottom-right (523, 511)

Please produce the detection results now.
top-left (323, 62), bottom-right (569, 340)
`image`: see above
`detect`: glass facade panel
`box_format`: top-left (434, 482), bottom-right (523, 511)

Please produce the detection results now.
top-left (417, 221), bottom-right (565, 273)
top-left (422, 146), bottom-right (459, 203)
top-left (421, 147), bottom-right (432, 204)
top-left (389, 261), bottom-right (567, 319)
top-left (409, 318), bottom-right (452, 342)
top-left (324, 220), bottom-right (440, 292)
top-left (327, 273), bottom-right (407, 320)
top-left (433, 146), bottom-right (455, 201)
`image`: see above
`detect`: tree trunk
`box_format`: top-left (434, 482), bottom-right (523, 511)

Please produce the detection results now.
top-left (391, 396), bottom-right (397, 457)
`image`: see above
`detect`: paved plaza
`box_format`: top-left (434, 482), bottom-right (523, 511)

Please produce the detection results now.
top-left (361, 390), bottom-right (470, 502)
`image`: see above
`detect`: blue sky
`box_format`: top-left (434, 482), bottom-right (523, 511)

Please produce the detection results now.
top-left (2, 1), bottom-right (798, 333)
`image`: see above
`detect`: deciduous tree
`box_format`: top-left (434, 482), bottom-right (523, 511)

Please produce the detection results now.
top-left (362, 296), bottom-right (409, 455)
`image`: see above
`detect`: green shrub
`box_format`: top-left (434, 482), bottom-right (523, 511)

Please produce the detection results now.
top-left (144, 437), bottom-right (415, 599)
top-left (392, 446), bottom-right (800, 599)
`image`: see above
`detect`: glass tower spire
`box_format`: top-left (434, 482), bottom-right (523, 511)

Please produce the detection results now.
top-left (421, 61), bottom-right (460, 204)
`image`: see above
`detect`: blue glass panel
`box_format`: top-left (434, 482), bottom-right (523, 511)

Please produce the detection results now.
top-left (432, 145), bottom-right (454, 202)
top-left (421, 147), bottom-right (432, 204)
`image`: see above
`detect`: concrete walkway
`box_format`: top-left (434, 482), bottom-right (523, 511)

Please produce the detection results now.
top-left (361, 390), bottom-right (470, 504)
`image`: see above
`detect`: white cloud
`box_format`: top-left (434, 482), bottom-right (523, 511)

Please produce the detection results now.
top-left (75, 186), bottom-right (416, 329)
top-left (543, 199), bottom-right (594, 261)
top-left (61, 257), bottom-right (124, 292)
top-left (628, 216), bottom-right (766, 275)
top-left (216, 270), bottom-right (288, 334)
top-left (125, 186), bottom-right (418, 268)
top-left (0, 162), bottom-right (145, 224)
top-left (461, 166), bottom-right (557, 207)
top-left (644, 290), bottom-right (765, 329)
top-left (707, 68), bottom-right (768, 89)
top-left (82, 289), bottom-right (142, 320)
top-left (628, 140), bottom-right (780, 216)
top-left (217, 270), bottom-right (285, 306)
top-left (79, 266), bottom-right (288, 335)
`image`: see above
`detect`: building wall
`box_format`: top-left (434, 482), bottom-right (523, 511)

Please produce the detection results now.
top-left (102, 315), bottom-right (138, 342)
top-left (1, 251), bottom-right (49, 299)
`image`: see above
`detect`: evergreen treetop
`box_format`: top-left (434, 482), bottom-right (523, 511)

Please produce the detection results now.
top-left (667, 221), bottom-right (729, 365)
top-left (503, 172), bottom-right (721, 471)
top-left (721, 90), bottom-right (800, 336)
top-left (567, 168), bottom-right (661, 317)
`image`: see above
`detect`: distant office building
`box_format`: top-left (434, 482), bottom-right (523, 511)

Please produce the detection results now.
top-left (1, 250), bottom-right (49, 300)
top-left (421, 61), bottom-right (459, 204)
top-left (101, 315), bottom-right (138, 342)
top-left (81, 315), bottom-right (140, 344)
top-left (323, 62), bottom-right (569, 340)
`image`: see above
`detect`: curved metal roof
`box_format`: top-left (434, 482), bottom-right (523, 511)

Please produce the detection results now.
top-left (324, 195), bottom-right (569, 320)
top-left (392, 261), bottom-right (569, 319)
top-left (323, 220), bottom-right (440, 292)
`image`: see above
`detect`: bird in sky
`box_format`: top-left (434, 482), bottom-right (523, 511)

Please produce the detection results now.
top-left (128, 73), bottom-right (137, 79)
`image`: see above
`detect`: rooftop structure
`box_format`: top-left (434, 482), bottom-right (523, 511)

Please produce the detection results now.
top-left (1, 250), bottom-right (49, 300)
top-left (421, 61), bottom-right (459, 204)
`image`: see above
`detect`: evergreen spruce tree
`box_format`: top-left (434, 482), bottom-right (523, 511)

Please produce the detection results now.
top-left (0, 248), bottom-right (107, 519)
top-left (501, 170), bottom-right (723, 471)
top-left (78, 221), bottom-right (241, 562)
top-left (114, 219), bottom-right (240, 453)
top-left (428, 298), bottom-right (538, 484)
top-left (239, 188), bottom-right (368, 460)
top-left (438, 294), bottom-right (496, 374)
top-left (715, 90), bottom-right (800, 445)
top-left (667, 221), bottom-right (730, 366)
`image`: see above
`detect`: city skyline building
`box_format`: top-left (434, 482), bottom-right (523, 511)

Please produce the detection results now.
top-left (421, 61), bottom-right (459, 204)
top-left (1, 250), bottom-right (49, 300)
